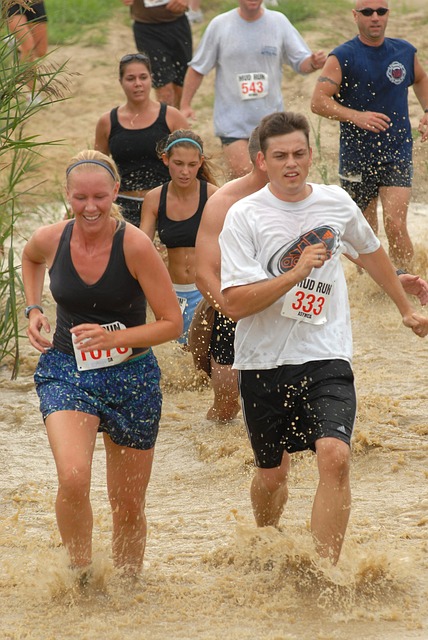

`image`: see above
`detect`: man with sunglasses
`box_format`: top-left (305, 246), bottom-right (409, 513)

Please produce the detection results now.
top-left (121, 0), bottom-right (192, 108)
top-left (311, 0), bottom-right (428, 270)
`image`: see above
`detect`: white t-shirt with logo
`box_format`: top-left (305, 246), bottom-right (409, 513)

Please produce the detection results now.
top-left (189, 8), bottom-right (311, 138)
top-left (219, 183), bottom-right (380, 370)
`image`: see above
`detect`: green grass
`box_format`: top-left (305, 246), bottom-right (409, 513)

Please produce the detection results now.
top-left (4, 0), bottom-right (352, 47)
top-left (44, 0), bottom-right (121, 46)
top-left (210, 0), bottom-right (350, 29)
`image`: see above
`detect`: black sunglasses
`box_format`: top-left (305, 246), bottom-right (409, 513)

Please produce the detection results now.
top-left (355, 7), bottom-right (389, 16)
top-left (120, 53), bottom-right (150, 65)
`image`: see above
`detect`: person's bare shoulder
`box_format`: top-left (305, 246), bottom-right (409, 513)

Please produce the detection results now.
top-left (165, 104), bottom-right (189, 129)
top-left (123, 221), bottom-right (157, 263)
top-left (207, 183), bottom-right (219, 197)
top-left (95, 110), bottom-right (112, 130)
top-left (143, 185), bottom-right (162, 205)
top-left (24, 220), bottom-right (69, 263)
top-left (204, 174), bottom-right (256, 221)
top-left (202, 188), bottom-right (238, 232)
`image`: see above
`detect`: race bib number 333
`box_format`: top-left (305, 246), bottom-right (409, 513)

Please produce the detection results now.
top-left (281, 277), bottom-right (333, 325)
top-left (73, 321), bottom-right (133, 371)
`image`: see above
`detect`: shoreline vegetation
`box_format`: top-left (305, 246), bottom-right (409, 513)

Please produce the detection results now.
top-left (1, 0), bottom-right (427, 376)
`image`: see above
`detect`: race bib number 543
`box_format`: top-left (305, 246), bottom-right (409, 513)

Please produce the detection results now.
top-left (237, 72), bottom-right (268, 100)
top-left (73, 321), bottom-right (133, 371)
top-left (281, 277), bottom-right (333, 325)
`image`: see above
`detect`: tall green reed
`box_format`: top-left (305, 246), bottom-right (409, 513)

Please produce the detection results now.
top-left (0, 12), bottom-right (70, 377)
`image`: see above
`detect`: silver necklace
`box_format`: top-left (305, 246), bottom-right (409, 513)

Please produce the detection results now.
top-left (129, 112), bottom-right (140, 127)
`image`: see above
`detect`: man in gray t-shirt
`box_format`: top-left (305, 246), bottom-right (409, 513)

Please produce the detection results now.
top-left (180, 0), bottom-right (325, 178)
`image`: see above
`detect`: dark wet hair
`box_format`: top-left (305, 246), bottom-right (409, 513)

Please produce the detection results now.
top-left (119, 52), bottom-right (152, 79)
top-left (258, 112), bottom-right (310, 154)
top-left (248, 126), bottom-right (260, 164)
top-left (158, 129), bottom-right (219, 185)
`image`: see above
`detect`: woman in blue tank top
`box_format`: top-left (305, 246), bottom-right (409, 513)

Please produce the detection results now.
top-left (140, 129), bottom-right (219, 346)
top-left (95, 53), bottom-right (188, 226)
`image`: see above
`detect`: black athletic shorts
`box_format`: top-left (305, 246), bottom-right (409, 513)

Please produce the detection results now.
top-left (210, 311), bottom-right (236, 366)
top-left (132, 15), bottom-right (192, 89)
top-left (7, 1), bottom-right (47, 22)
top-left (116, 194), bottom-right (144, 227)
top-left (239, 359), bottom-right (356, 468)
top-left (340, 161), bottom-right (412, 212)
top-left (220, 137), bottom-right (248, 146)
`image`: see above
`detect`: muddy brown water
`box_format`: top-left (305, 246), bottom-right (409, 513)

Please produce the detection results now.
top-left (1, 202), bottom-right (427, 640)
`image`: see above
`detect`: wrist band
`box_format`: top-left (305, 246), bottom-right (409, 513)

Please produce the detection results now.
top-left (24, 304), bottom-right (44, 318)
top-left (396, 269), bottom-right (407, 276)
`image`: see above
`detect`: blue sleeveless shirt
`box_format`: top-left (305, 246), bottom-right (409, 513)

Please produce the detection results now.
top-left (331, 36), bottom-right (416, 174)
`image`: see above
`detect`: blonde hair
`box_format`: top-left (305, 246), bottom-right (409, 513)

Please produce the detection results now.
top-left (66, 150), bottom-right (123, 220)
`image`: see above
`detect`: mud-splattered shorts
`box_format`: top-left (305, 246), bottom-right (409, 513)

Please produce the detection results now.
top-left (210, 311), bottom-right (236, 366)
top-left (132, 15), bottom-right (192, 88)
top-left (115, 194), bottom-right (144, 227)
top-left (340, 161), bottom-right (412, 212)
top-left (34, 348), bottom-right (162, 450)
top-left (239, 359), bottom-right (356, 468)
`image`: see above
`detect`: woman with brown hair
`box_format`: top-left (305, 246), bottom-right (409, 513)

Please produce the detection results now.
top-left (95, 53), bottom-right (188, 226)
top-left (140, 129), bottom-right (218, 345)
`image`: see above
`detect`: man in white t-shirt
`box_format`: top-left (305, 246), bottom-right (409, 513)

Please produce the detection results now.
top-left (219, 111), bottom-right (428, 564)
top-left (180, 0), bottom-right (325, 178)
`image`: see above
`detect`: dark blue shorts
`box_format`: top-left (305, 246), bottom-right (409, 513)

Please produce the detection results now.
top-left (340, 161), bottom-right (413, 212)
top-left (239, 359), bottom-right (356, 468)
top-left (220, 137), bottom-right (248, 146)
top-left (34, 348), bottom-right (162, 450)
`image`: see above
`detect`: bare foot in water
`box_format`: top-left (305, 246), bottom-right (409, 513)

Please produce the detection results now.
top-left (206, 402), bottom-right (241, 423)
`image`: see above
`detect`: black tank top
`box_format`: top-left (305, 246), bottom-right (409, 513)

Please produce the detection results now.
top-left (49, 220), bottom-right (147, 355)
top-left (109, 103), bottom-right (170, 191)
top-left (157, 180), bottom-right (208, 248)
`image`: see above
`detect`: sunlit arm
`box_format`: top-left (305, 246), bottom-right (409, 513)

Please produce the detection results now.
top-left (94, 113), bottom-right (111, 155)
top-left (140, 187), bottom-right (160, 241)
top-left (412, 55), bottom-right (428, 143)
top-left (345, 252), bottom-right (428, 306)
top-left (195, 202), bottom-right (227, 313)
top-left (222, 243), bottom-right (328, 321)
top-left (180, 67), bottom-right (204, 120)
top-left (126, 227), bottom-right (183, 345)
top-left (299, 50), bottom-right (327, 74)
top-left (310, 56), bottom-right (391, 133)
top-left (358, 246), bottom-right (428, 337)
top-left (310, 56), bottom-right (348, 120)
top-left (22, 233), bottom-right (53, 352)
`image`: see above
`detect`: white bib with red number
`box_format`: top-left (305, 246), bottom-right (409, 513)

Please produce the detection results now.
top-left (237, 72), bottom-right (268, 100)
top-left (73, 321), bottom-right (133, 371)
top-left (281, 277), bottom-right (333, 325)
top-left (143, 0), bottom-right (168, 7)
